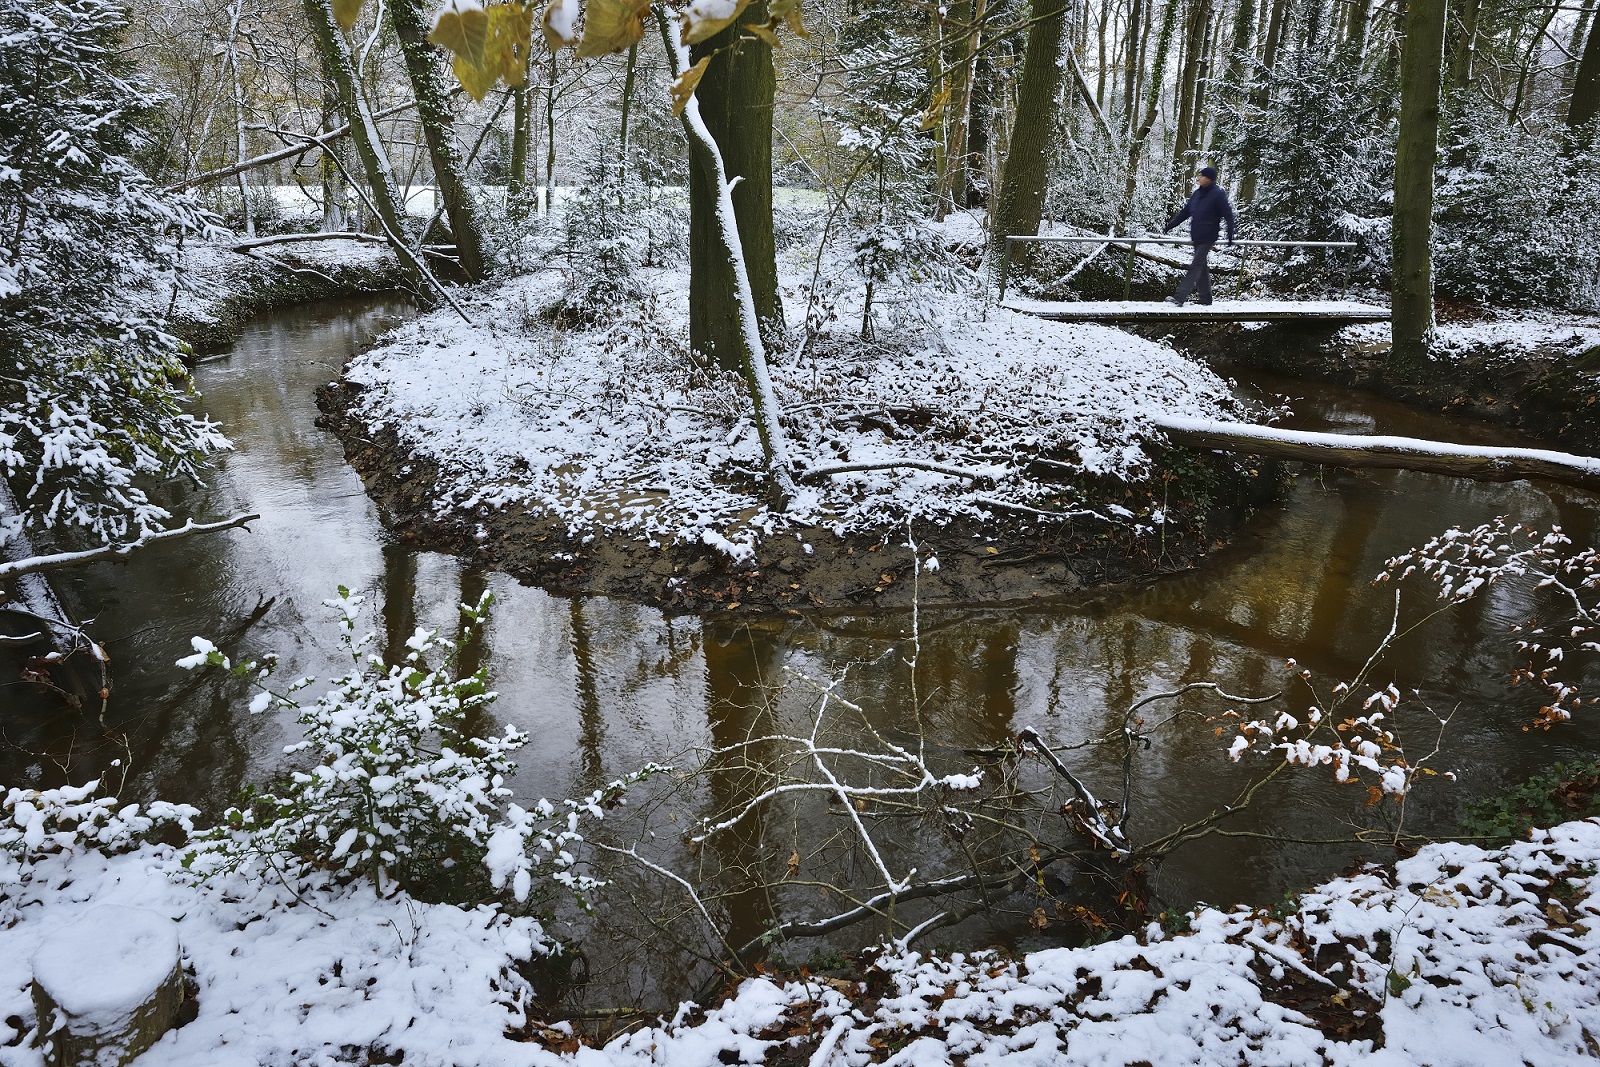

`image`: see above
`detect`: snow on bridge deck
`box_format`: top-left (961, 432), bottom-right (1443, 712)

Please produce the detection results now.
top-left (1004, 298), bottom-right (1390, 323)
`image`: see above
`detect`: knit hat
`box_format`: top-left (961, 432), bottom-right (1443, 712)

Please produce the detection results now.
top-left (1198, 166), bottom-right (1219, 181)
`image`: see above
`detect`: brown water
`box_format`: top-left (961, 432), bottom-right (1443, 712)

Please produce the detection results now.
top-left (6, 300), bottom-right (1598, 1007)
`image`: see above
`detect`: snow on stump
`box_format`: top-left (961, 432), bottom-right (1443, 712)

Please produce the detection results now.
top-left (30, 906), bottom-right (183, 1067)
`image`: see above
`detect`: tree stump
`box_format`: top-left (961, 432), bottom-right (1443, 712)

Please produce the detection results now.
top-left (30, 906), bottom-right (184, 1067)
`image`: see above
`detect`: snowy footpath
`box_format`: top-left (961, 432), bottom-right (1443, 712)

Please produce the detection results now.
top-left (5, 811), bottom-right (1599, 1065)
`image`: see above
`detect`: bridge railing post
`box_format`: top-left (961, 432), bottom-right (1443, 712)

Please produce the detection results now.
top-left (1123, 241), bottom-right (1137, 300)
top-left (998, 237), bottom-right (1013, 303)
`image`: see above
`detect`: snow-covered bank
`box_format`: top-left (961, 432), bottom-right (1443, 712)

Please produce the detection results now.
top-left (1168, 310), bottom-right (1600, 456)
top-left (6, 803), bottom-right (1598, 1065)
top-left (162, 238), bottom-right (407, 355)
top-left (323, 270), bottom-right (1264, 610)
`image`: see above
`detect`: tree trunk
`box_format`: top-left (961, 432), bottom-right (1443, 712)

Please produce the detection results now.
top-left (1236, 0), bottom-right (1291, 205)
top-left (937, 0), bottom-right (986, 218)
top-left (688, 1), bottom-right (783, 368)
top-left (301, 0), bottom-right (417, 285)
top-left (987, 0), bottom-right (1070, 281)
top-left (319, 97), bottom-right (347, 232)
top-left (1448, 0), bottom-right (1482, 88)
top-left (1122, 0), bottom-right (1145, 134)
top-left (388, 0), bottom-right (489, 280)
top-left (1224, 0), bottom-right (1258, 94)
top-left (1156, 414), bottom-right (1600, 492)
top-left (1170, 0), bottom-right (1212, 193)
top-left (1119, 0), bottom-right (1180, 222)
top-left (509, 81), bottom-right (530, 203)
top-left (545, 50), bottom-right (558, 215)
top-left (1570, 0), bottom-right (1600, 131)
top-left (660, 13), bottom-right (795, 503)
top-left (966, 44), bottom-right (993, 206)
top-left (1345, 0), bottom-right (1373, 54)
top-left (1389, 0), bottom-right (1446, 375)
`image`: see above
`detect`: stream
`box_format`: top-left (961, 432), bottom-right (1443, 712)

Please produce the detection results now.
top-left (6, 297), bottom-right (1600, 1009)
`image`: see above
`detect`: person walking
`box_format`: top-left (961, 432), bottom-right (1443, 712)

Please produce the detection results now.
top-left (1162, 166), bottom-right (1236, 306)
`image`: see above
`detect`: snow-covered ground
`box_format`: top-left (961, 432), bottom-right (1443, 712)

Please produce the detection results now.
top-left (5, 800), bottom-right (1598, 1065)
top-left (1339, 313), bottom-right (1600, 361)
top-left (339, 269), bottom-right (1250, 560)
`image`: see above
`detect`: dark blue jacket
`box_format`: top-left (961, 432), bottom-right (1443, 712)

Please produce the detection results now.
top-left (1164, 183), bottom-right (1236, 246)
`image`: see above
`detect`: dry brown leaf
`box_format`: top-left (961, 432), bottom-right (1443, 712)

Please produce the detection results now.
top-left (577, 0), bottom-right (650, 57)
top-left (681, 0), bottom-right (753, 44)
top-left (670, 55), bottom-right (712, 116)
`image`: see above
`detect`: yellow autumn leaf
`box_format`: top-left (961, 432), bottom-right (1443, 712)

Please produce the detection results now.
top-left (670, 54), bottom-right (712, 116)
top-left (430, 3), bottom-right (490, 66)
top-left (681, 0), bottom-right (752, 45)
top-left (332, 0), bottom-right (365, 30)
top-left (486, 3), bottom-right (534, 86)
top-left (920, 86), bottom-right (951, 131)
top-left (451, 51), bottom-right (500, 100)
top-left (743, 20), bottom-right (777, 45)
top-left (577, 0), bottom-right (650, 57)
top-left (767, 0), bottom-right (807, 36)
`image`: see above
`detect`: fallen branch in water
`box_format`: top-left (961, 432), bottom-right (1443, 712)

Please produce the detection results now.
top-left (0, 513), bottom-right (261, 579)
top-left (1156, 415), bottom-right (1600, 491)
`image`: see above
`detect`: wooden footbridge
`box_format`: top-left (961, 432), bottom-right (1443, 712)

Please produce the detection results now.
top-left (996, 234), bottom-right (1390, 324)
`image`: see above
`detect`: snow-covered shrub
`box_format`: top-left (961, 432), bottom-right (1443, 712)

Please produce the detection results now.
top-left (0, 0), bottom-right (227, 542)
top-left (2, 780), bottom-right (197, 872)
top-left (1434, 118), bottom-right (1600, 309)
top-left (560, 163), bottom-right (651, 319)
top-left (1220, 48), bottom-right (1392, 287)
top-left (180, 589), bottom-right (654, 903)
top-left (1224, 520), bottom-right (1598, 804)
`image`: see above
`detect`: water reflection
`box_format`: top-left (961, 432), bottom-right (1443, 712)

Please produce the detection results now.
top-left (4, 302), bottom-right (1598, 1009)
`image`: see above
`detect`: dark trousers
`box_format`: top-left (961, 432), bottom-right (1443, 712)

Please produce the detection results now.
top-left (1174, 242), bottom-right (1214, 304)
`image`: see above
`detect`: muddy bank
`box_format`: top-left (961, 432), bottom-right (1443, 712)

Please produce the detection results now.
top-left (1162, 318), bottom-right (1600, 454)
top-left (316, 381), bottom-right (1279, 615)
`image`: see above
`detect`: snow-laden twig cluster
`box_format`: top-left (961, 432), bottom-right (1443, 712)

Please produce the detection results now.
top-left (177, 588), bottom-right (659, 903)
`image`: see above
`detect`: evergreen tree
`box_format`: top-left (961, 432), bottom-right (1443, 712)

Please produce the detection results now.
top-left (0, 0), bottom-right (226, 543)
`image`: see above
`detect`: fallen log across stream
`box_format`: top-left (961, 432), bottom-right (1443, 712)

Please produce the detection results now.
top-left (1154, 414), bottom-right (1600, 492)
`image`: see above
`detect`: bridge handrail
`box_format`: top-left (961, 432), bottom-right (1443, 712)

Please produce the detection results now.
top-left (1005, 235), bottom-right (1357, 248)
top-left (996, 234), bottom-right (1358, 301)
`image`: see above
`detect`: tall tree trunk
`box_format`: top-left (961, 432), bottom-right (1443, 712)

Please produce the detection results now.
top-left (688, 1), bottom-right (783, 367)
top-left (937, 0), bottom-right (986, 219)
top-left (1119, 0), bottom-right (1180, 222)
top-left (1570, 0), bottom-right (1600, 131)
top-left (966, 44), bottom-right (993, 206)
top-left (988, 0), bottom-right (1071, 280)
top-left (660, 12), bottom-right (795, 503)
top-left (1224, 0), bottom-right (1257, 92)
top-left (225, 0), bottom-right (253, 238)
top-left (319, 94), bottom-right (346, 231)
top-left (1236, 0), bottom-right (1291, 205)
top-left (1123, 0), bottom-right (1146, 133)
top-left (1345, 0), bottom-right (1373, 54)
top-left (545, 50), bottom-right (558, 215)
top-left (1447, 0), bottom-right (1482, 89)
top-left (389, 0), bottom-right (489, 280)
top-left (509, 81), bottom-right (530, 203)
top-left (301, 0), bottom-right (418, 285)
top-left (1171, 0), bottom-right (1212, 192)
top-left (1390, 0), bottom-right (1447, 375)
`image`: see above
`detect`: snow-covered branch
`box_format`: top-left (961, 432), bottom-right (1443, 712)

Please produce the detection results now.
top-left (0, 513), bottom-right (260, 579)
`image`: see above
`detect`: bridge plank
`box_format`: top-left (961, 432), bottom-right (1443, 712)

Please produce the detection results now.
top-left (1003, 299), bottom-right (1390, 323)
